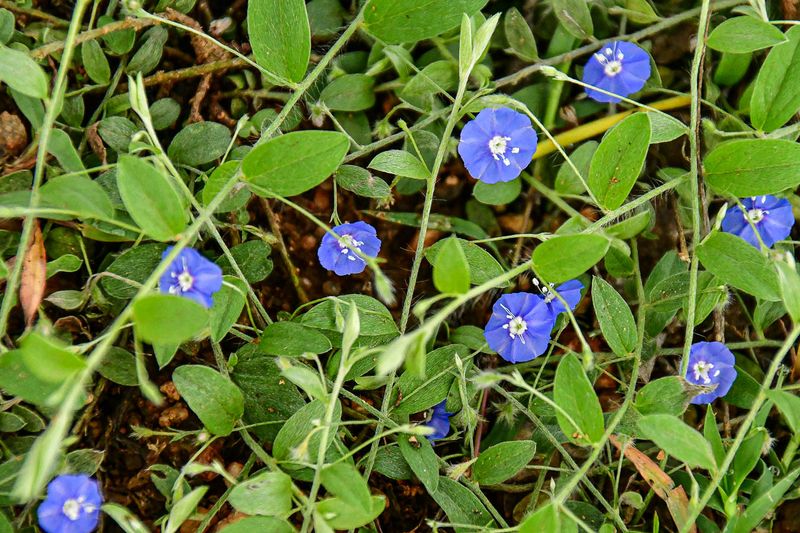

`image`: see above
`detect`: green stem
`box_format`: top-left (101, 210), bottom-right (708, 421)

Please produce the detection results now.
top-left (680, 0), bottom-right (712, 376)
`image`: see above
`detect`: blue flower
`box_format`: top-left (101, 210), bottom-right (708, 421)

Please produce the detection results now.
top-left (582, 41), bottom-right (651, 103)
top-left (38, 474), bottom-right (103, 533)
top-left (721, 195), bottom-right (794, 249)
top-left (457, 107), bottom-right (538, 184)
top-left (158, 247), bottom-right (223, 308)
top-left (685, 342), bottom-right (737, 405)
top-left (425, 400), bottom-right (453, 441)
top-left (318, 221), bottom-right (381, 276)
top-left (541, 279), bottom-right (584, 318)
top-left (484, 293), bottom-right (556, 363)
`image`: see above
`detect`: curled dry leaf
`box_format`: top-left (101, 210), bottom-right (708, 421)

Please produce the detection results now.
top-left (21, 221), bottom-right (46, 327)
top-left (610, 435), bottom-right (696, 533)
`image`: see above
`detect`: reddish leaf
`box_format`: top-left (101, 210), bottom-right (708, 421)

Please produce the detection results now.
top-left (20, 221), bottom-right (46, 327)
top-left (610, 435), bottom-right (696, 533)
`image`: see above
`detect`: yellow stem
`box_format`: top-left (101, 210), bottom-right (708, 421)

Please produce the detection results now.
top-left (533, 95), bottom-right (692, 159)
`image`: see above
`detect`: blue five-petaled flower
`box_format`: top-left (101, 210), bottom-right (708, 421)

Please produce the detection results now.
top-left (685, 342), bottom-right (737, 405)
top-left (318, 221), bottom-right (381, 276)
top-left (38, 474), bottom-right (103, 533)
top-left (484, 281), bottom-right (583, 363)
top-left (582, 41), bottom-right (651, 103)
top-left (458, 107), bottom-right (538, 184)
top-left (425, 400), bottom-right (453, 441)
top-left (158, 247), bottom-right (223, 308)
top-left (721, 195), bottom-right (794, 249)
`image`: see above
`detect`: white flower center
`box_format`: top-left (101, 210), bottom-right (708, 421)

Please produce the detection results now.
top-left (62, 496), bottom-right (95, 521)
top-left (501, 305), bottom-right (528, 343)
top-left (692, 360), bottom-right (720, 385)
top-left (339, 234), bottom-right (365, 262)
top-left (177, 270), bottom-right (194, 291)
top-left (488, 135), bottom-right (520, 167)
top-left (594, 46), bottom-right (625, 77)
top-left (745, 208), bottom-right (766, 224)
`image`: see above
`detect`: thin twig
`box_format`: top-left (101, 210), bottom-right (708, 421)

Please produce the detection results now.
top-left (30, 17), bottom-right (160, 59)
top-left (261, 198), bottom-right (309, 304)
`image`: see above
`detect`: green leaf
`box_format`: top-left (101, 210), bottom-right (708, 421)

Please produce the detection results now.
top-left (432, 236), bottom-right (470, 294)
top-left (637, 414), bottom-right (717, 471)
top-left (648, 112), bottom-right (686, 144)
top-left (368, 150), bottom-right (429, 180)
top-left (429, 477), bottom-right (495, 532)
top-left (98, 347), bottom-right (138, 386)
top-left (47, 129), bottom-right (85, 174)
top-left (320, 74), bottom-right (375, 112)
top-left (398, 434), bottom-right (439, 493)
top-left (81, 39), bottom-right (111, 84)
top-left (210, 276), bottom-right (246, 343)
top-left (301, 295), bottom-right (399, 348)
top-left (473, 178), bottom-right (521, 205)
top-left (635, 376), bottom-right (694, 417)
top-left (768, 389), bottom-right (800, 433)
top-left (102, 503), bottom-right (149, 533)
top-left (230, 347), bottom-right (306, 442)
top-left (316, 495), bottom-right (386, 530)
top-left (554, 353), bottom-right (605, 445)
top-left (728, 467), bottom-right (800, 533)
top-left (216, 240), bottom-right (273, 283)
top-left (707, 16), bottom-right (787, 54)
top-left (167, 122), bottom-right (232, 166)
top-left (621, 0), bottom-right (660, 24)
top-left (173, 365), bottom-right (244, 436)
top-left (425, 238), bottom-right (504, 286)
top-left (272, 399), bottom-right (341, 468)
top-left (335, 165), bottom-right (391, 200)
top-left (19, 332), bottom-right (85, 384)
top-left (400, 61), bottom-right (458, 110)
top-left (203, 161), bottom-right (252, 213)
top-left (532, 234), bottom-right (610, 283)
top-left (751, 25), bottom-right (800, 131)
top-left (705, 140), bottom-right (800, 196)
top-left (588, 113), bottom-right (650, 210)
top-left (133, 294), bottom-right (209, 345)
top-left (364, 0), bottom-right (489, 44)
top-left (126, 26), bottom-right (167, 75)
top-left (102, 243), bottom-right (165, 299)
top-left (164, 486), bottom-right (208, 533)
top-left (0, 9), bottom-right (14, 45)
top-left (0, 350), bottom-right (62, 406)
top-left (260, 321), bottom-right (332, 356)
top-left (218, 517), bottom-right (294, 533)
top-left (0, 45), bottom-right (48, 99)
top-left (775, 261), bottom-right (800, 322)
top-left (592, 277), bottom-right (637, 357)
top-left (472, 441), bottom-right (536, 485)
top-left (248, 0), bottom-right (310, 83)
top-left (242, 130), bottom-right (349, 196)
top-left (555, 141), bottom-right (596, 195)
top-left (519, 504), bottom-right (568, 533)
top-left (551, 0), bottom-right (594, 40)
top-left (393, 344), bottom-right (466, 416)
top-left (40, 175), bottom-right (114, 221)
top-left (504, 7), bottom-right (538, 60)
top-left (116, 155), bottom-right (186, 241)
top-left (229, 470), bottom-right (293, 516)
top-left (321, 463), bottom-right (372, 513)
top-left (696, 232), bottom-right (781, 301)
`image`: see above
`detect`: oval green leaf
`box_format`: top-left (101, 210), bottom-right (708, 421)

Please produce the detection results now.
top-left (637, 414), bottom-right (717, 472)
top-left (592, 277), bottom-right (637, 357)
top-left (532, 234), bottom-right (610, 283)
top-left (242, 130), bottom-right (349, 196)
top-left (696, 231), bottom-right (781, 301)
top-left (750, 25), bottom-right (800, 131)
top-left (173, 365), bottom-right (244, 436)
top-left (553, 353), bottom-right (605, 446)
top-left (707, 16), bottom-right (787, 54)
top-left (248, 0), bottom-right (310, 83)
top-left (588, 113), bottom-right (650, 210)
top-left (133, 294), bottom-right (209, 345)
top-left (704, 139), bottom-right (800, 196)
top-left (116, 156), bottom-right (186, 241)
top-left (364, 0), bottom-right (488, 44)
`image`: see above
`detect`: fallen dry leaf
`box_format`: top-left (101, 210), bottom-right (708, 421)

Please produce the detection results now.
top-left (20, 221), bottom-right (46, 327)
top-left (610, 434), bottom-right (696, 533)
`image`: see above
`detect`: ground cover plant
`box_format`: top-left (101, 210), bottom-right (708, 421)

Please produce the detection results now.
top-left (2, 0), bottom-right (800, 531)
